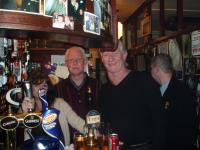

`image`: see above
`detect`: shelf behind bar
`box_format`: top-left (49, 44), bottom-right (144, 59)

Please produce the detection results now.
top-left (0, 10), bottom-right (113, 49)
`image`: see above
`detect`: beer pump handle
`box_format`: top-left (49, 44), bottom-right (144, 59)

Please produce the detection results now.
top-left (6, 88), bottom-right (21, 106)
top-left (23, 81), bottom-right (32, 98)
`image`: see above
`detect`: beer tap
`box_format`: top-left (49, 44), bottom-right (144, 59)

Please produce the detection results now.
top-left (85, 110), bottom-right (101, 150)
top-left (0, 81), bottom-right (41, 150)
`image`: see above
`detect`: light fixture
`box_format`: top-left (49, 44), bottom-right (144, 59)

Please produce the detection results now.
top-left (118, 22), bottom-right (123, 39)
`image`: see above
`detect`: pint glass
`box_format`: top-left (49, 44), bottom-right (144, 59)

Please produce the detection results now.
top-left (74, 132), bottom-right (86, 150)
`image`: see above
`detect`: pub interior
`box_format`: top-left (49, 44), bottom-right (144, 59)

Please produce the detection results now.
top-left (0, 0), bottom-right (199, 150)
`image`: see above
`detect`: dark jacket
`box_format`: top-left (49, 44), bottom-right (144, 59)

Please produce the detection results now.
top-left (161, 75), bottom-right (198, 150)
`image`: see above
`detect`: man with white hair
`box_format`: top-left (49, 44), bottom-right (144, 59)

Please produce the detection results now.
top-left (56, 46), bottom-right (99, 143)
top-left (100, 40), bottom-right (166, 150)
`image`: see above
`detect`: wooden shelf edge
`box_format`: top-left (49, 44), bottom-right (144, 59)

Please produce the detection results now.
top-left (0, 10), bottom-right (114, 48)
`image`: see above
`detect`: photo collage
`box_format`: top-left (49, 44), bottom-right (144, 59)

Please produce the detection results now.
top-left (0, 0), bottom-right (112, 35)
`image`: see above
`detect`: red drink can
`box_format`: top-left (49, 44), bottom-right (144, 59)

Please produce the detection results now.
top-left (109, 134), bottom-right (119, 150)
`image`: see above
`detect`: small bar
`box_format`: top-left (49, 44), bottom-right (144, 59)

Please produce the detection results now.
top-left (0, 0), bottom-right (199, 150)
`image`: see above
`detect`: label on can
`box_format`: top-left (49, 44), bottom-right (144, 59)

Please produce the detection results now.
top-left (109, 134), bottom-right (119, 150)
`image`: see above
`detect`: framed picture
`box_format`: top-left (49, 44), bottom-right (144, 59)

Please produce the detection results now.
top-left (140, 16), bottom-right (151, 37)
top-left (158, 41), bottom-right (169, 54)
top-left (45, 0), bottom-right (86, 22)
top-left (0, 0), bottom-right (39, 13)
top-left (44, 0), bottom-right (68, 16)
top-left (52, 14), bottom-right (74, 30)
top-left (83, 12), bottom-right (100, 35)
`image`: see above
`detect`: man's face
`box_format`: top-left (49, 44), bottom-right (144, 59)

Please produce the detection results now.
top-left (65, 49), bottom-right (85, 76)
top-left (101, 49), bottom-right (127, 74)
top-left (151, 65), bottom-right (160, 84)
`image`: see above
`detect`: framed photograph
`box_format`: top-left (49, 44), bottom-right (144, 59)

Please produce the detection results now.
top-left (52, 14), bottom-right (74, 30)
top-left (94, 0), bottom-right (102, 27)
top-left (158, 41), bottom-right (169, 54)
top-left (83, 12), bottom-right (100, 35)
top-left (140, 16), bottom-right (151, 37)
top-left (45, 0), bottom-right (68, 16)
top-left (0, 0), bottom-right (39, 13)
top-left (68, 0), bottom-right (86, 22)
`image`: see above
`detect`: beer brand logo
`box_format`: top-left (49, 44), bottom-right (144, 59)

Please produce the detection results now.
top-left (23, 114), bottom-right (41, 128)
top-left (0, 116), bottom-right (19, 130)
top-left (42, 113), bottom-right (57, 124)
top-left (86, 115), bottom-right (100, 124)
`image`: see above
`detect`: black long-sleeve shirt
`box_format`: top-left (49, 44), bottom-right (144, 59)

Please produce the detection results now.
top-left (100, 71), bottom-right (166, 150)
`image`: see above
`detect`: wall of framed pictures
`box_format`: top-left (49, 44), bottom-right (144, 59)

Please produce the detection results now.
top-left (0, 0), bottom-right (113, 36)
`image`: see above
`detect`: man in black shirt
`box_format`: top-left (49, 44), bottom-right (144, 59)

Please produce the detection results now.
top-left (99, 40), bottom-right (166, 150)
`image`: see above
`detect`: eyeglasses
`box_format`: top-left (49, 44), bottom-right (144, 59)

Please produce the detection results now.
top-left (65, 58), bottom-right (84, 64)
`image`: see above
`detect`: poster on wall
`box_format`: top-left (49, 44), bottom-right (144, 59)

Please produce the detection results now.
top-left (83, 12), bottom-right (100, 35)
top-left (0, 0), bottom-right (39, 13)
top-left (168, 39), bottom-right (182, 71)
top-left (45, 0), bottom-right (86, 22)
top-left (192, 30), bottom-right (200, 56)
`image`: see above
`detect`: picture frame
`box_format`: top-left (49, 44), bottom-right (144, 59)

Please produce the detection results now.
top-left (83, 12), bottom-right (100, 35)
top-left (140, 16), bottom-right (151, 37)
top-left (44, 0), bottom-right (86, 22)
top-left (158, 41), bottom-right (169, 54)
top-left (52, 14), bottom-right (74, 30)
top-left (44, 0), bottom-right (68, 16)
top-left (0, 0), bottom-right (40, 13)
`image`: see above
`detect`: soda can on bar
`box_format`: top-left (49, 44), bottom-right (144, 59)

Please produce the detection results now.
top-left (109, 133), bottom-right (119, 150)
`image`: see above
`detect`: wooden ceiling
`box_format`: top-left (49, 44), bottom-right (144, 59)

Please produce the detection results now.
top-left (116, 0), bottom-right (145, 22)
top-left (117, 0), bottom-right (200, 24)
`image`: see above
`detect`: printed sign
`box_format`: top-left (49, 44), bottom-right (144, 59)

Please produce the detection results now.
top-left (23, 114), bottom-right (41, 128)
top-left (192, 30), bottom-right (200, 56)
top-left (0, 116), bottom-right (19, 130)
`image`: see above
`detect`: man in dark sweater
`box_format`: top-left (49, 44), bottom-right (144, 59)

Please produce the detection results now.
top-left (56, 46), bottom-right (99, 143)
top-left (99, 40), bottom-right (166, 150)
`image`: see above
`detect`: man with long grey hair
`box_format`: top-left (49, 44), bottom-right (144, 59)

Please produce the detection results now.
top-left (150, 53), bottom-right (198, 150)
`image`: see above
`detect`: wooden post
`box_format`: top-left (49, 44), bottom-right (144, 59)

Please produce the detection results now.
top-left (177, 0), bottom-right (183, 31)
top-left (160, 0), bottom-right (165, 36)
top-left (133, 18), bottom-right (138, 47)
top-left (176, 0), bottom-right (183, 54)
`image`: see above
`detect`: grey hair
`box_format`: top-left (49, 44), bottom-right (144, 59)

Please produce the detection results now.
top-left (65, 46), bottom-right (87, 60)
top-left (151, 54), bottom-right (174, 73)
top-left (117, 40), bottom-right (127, 53)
